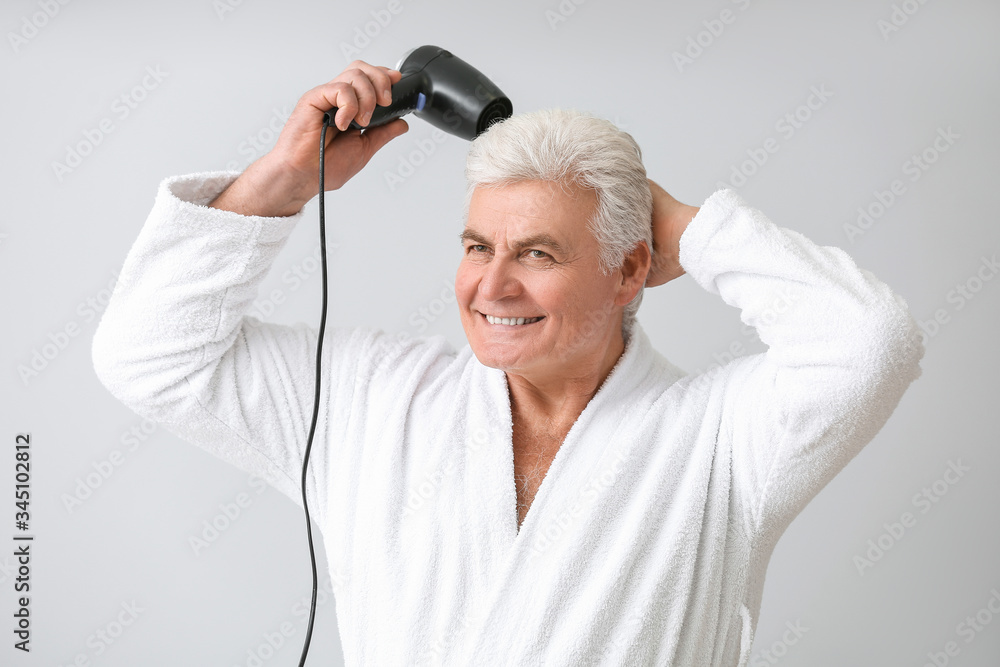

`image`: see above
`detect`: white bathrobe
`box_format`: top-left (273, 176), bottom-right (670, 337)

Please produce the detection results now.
top-left (92, 172), bottom-right (924, 666)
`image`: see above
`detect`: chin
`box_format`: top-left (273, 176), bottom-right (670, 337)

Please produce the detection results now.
top-left (460, 310), bottom-right (550, 371)
top-left (469, 339), bottom-right (521, 371)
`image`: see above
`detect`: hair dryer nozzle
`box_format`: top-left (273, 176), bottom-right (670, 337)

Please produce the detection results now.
top-left (329, 46), bottom-right (512, 141)
top-left (475, 98), bottom-right (514, 137)
top-left (405, 46), bottom-right (512, 141)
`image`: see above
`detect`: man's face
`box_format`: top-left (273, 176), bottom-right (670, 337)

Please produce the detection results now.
top-left (456, 180), bottom-right (628, 377)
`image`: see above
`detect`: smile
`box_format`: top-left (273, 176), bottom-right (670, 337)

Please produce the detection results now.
top-left (481, 313), bottom-right (544, 326)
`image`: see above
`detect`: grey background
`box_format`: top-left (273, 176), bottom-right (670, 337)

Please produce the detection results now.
top-left (3, 0), bottom-right (999, 665)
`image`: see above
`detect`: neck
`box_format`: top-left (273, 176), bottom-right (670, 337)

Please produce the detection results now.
top-left (505, 326), bottom-right (628, 431)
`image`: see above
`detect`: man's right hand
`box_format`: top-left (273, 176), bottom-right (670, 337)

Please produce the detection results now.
top-left (209, 60), bottom-right (410, 217)
top-left (645, 179), bottom-right (699, 288)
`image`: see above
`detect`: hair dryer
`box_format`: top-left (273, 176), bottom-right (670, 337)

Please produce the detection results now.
top-left (325, 45), bottom-right (513, 140)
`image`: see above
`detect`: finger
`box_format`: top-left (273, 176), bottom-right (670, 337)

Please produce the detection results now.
top-left (300, 81), bottom-right (358, 132)
top-left (378, 67), bottom-right (404, 104)
top-left (367, 65), bottom-right (404, 105)
top-left (307, 62), bottom-right (383, 127)
top-left (361, 118), bottom-right (409, 155)
top-left (309, 65), bottom-right (401, 125)
top-left (368, 67), bottom-right (400, 107)
top-left (338, 68), bottom-right (380, 127)
top-left (343, 61), bottom-right (396, 108)
top-left (329, 83), bottom-right (360, 131)
top-left (301, 64), bottom-right (404, 135)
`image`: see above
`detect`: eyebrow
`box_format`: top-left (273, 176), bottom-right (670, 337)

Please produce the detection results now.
top-left (458, 228), bottom-right (569, 254)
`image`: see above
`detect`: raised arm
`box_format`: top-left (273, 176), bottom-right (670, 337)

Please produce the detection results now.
top-left (209, 61), bottom-right (408, 217)
top-left (649, 181), bottom-right (925, 544)
top-left (92, 62), bottom-right (410, 515)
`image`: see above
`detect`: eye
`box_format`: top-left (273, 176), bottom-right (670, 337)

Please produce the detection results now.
top-left (526, 249), bottom-right (549, 259)
top-left (467, 244), bottom-right (488, 253)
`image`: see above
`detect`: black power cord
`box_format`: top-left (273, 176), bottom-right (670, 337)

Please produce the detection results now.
top-left (295, 112), bottom-right (332, 667)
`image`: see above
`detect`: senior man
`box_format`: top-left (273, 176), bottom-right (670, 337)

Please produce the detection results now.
top-left (93, 61), bottom-right (924, 665)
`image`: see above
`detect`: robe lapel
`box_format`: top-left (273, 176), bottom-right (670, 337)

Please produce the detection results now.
top-left (449, 324), bottom-right (665, 656)
top-left (465, 324), bottom-right (658, 561)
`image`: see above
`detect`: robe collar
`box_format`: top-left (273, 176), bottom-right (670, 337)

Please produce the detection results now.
top-left (467, 321), bottom-right (662, 548)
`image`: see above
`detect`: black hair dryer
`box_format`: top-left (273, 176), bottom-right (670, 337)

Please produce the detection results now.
top-left (325, 45), bottom-right (512, 141)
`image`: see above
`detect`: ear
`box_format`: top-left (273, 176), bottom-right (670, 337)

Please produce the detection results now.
top-left (614, 240), bottom-right (652, 307)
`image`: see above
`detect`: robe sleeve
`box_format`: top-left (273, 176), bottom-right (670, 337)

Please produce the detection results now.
top-left (91, 171), bottom-right (373, 521)
top-left (677, 188), bottom-right (925, 544)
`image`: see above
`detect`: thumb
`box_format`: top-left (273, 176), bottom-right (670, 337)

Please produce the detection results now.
top-left (363, 118), bottom-right (409, 155)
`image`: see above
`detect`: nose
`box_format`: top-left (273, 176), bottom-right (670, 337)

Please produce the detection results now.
top-left (478, 255), bottom-right (521, 302)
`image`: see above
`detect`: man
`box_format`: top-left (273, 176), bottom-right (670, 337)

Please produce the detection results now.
top-left (93, 61), bottom-right (924, 665)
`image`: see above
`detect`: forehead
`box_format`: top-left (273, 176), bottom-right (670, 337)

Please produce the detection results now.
top-left (463, 181), bottom-right (597, 245)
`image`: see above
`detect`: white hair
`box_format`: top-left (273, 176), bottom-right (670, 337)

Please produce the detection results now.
top-left (463, 108), bottom-right (653, 339)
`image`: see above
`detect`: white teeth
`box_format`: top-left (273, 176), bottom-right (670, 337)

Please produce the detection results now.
top-left (485, 314), bottom-right (541, 326)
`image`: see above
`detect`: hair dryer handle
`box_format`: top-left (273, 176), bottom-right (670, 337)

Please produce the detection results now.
top-left (324, 72), bottom-right (427, 130)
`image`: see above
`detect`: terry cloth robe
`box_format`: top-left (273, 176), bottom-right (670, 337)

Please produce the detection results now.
top-left (92, 171), bottom-right (925, 667)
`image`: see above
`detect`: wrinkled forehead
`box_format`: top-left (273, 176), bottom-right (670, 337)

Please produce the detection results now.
top-left (464, 178), bottom-right (593, 215)
top-left (462, 181), bottom-right (597, 243)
